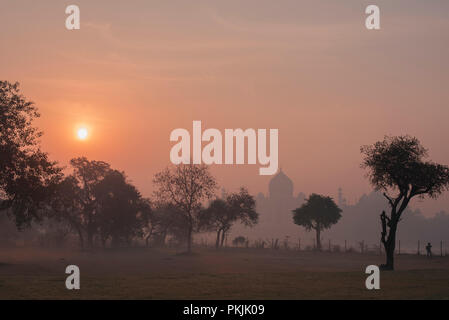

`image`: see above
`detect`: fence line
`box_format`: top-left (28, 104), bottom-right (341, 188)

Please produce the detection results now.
top-left (194, 237), bottom-right (447, 257)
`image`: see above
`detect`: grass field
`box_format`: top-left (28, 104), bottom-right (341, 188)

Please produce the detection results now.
top-left (0, 247), bottom-right (448, 299)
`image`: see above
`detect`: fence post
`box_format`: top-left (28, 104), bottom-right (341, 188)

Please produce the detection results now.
top-left (418, 240), bottom-right (420, 255)
top-left (345, 240), bottom-right (347, 252)
top-left (298, 238), bottom-right (301, 251)
top-left (329, 239), bottom-right (331, 252)
top-left (441, 241), bottom-right (443, 257)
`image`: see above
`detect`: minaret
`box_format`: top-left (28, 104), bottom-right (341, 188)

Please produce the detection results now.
top-left (338, 187), bottom-right (346, 207)
top-left (221, 188), bottom-right (227, 199)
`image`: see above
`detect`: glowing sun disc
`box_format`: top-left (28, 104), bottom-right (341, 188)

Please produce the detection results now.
top-left (77, 128), bottom-right (88, 140)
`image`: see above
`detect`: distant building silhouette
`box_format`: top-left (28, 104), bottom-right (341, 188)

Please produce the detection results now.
top-left (257, 169), bottom-right (305, 220)
top-left (234, 169), bottom-right (305, 240)
top-left (231, 172), bottom-right (449, 251)
top-left (338, 187), bottom-right (347, 208)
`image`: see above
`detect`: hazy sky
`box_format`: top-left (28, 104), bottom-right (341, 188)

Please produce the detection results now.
top-left (1, 0), bottom-right (448, 215)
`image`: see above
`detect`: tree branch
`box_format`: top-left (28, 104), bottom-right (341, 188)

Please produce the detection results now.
top-left (382, 193), bottom-right (394, 207)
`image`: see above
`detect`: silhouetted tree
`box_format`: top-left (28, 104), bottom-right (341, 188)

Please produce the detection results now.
top-left (361, 135), bottom-right (449, 270)
top-left (51, 175), bottom-right (85, 248)
top-left (36, 218), bottom-right (72, 248)
top-left (199, 188), bottom-right (258, 249)
top-left (200, 199), bottom-right (228, 248)
top-left (142, 199), bottom-right (157, 247)
top-left (292, 194), bottom-right (342, 251)
top-left (0, 81), bottom-right (62, 229)
top-left (144, 202), bottom-right (185, 247)
top-left (67, 157), bottom-right (111, 248)
top-left (94, 170), bottom-right (148, 247)
top-left (232, 236), bottom-right (246, 247)
top-left (163, 209), bottom-right (190, 246)
top-left (153, 164), bottom-right (217, 252)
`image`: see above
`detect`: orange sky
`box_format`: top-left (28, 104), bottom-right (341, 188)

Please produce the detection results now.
top-left (1, 0), bottom-right (449, 215)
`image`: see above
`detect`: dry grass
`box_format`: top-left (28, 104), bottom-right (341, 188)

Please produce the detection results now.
top-left (0, 247), bottom-right (448, 299)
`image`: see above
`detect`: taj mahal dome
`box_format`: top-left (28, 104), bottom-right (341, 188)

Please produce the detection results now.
top-left (232, 169), bottom-right (306, 241)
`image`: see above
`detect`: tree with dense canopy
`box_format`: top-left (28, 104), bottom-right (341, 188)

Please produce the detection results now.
top-left (94, 170), bottom-right (150, 247)
top-left (232, 236), bottom-right (246, 247)
top-left (65, 157), bottom-right (111, 248)
top-left (144, 202), bottom-right (188, 247)
top-left (199, 188), bottom-right (258, 249)
top-left (361, 135), bottom-right (449, 270)
top-left (52, 164), bottom-right (150, 249)
top-left (292, 194), bottom-right (342, 251)
top-left (0, 81), bottom-right (61, 229)
top-left (50, 175), bottom-right (85, 247)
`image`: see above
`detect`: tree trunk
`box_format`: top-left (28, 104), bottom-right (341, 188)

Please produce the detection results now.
top-left (145, 229), bottom-right (153, 248)
top-left (380, 194), bottom-right (411, 270)
top-left (382, 221), bottom-right (397, 270)
top-left (87, 230), bottom-right (94, 248)
top-left (315, 228), bottom-right (321, 251)
top-left (161, 232), bottom-right (167, 247)
top-left (86, 213), bottom-right (94, 248)
top-left (111, 235), bottom-right (119, 248)
top-left (187, 224), bottom-right (192, 252)
top-left (76, 227), bottom-right (84, 249)
top-left (220, 230), bottom-right (226, 248)
top-left (215, 229), bottom-right (221, 249)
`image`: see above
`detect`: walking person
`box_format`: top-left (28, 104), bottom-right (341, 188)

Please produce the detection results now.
top-left (426, 242), bottom-right (432, 258)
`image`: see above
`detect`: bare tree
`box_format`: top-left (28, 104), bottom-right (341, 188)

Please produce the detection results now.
top-left (153, 164), bottom-right (217, 252)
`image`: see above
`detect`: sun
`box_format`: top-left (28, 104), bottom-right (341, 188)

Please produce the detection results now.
top-left (77, 127), bottom-right (88, 140)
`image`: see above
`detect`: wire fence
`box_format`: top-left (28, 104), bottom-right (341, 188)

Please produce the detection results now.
top-left (196, 237), bottom-right (448, 257)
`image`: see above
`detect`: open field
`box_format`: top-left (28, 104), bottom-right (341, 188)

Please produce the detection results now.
top-left (0, 247), bottom-right (448, 299)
